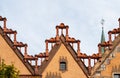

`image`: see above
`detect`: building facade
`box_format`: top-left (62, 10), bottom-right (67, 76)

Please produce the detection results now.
top-left (0, 16), bottom-right (120, 78)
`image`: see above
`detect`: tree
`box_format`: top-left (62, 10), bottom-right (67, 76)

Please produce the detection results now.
top-left (0, 59), bottom-right (19, 78)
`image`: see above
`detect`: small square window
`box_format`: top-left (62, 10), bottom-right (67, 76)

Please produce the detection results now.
top-left (101, 64), bottom-right (105, 70)
top-left (95, 71), bottom-right (101, 76)
top-left (114, 74), bottom-right (120, 78)
top-left (117, 47), bottom-right (120, 52)
top-left (111, 53), bottom-right (115, 58)
top-left (106, 58), bottom-right (110, 65)
top-left (60, 62), bottom-right (66, 70)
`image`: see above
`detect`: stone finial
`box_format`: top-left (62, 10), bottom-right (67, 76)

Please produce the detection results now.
top-left (24, 44), bottom-right (28, 56)
top-left (0, 16), bottom-right (6, 21)
top-left (14, 31), bottom-right (17, 43)
top-left (0, 16), bottom-right (2, 20)
top-left (118, 18), bottom-right (120, 22)
top-left (118, 18), bottom-right (120, 28)
top-left (0, 16), bottom-right (7, 29)
top-left (60, 23), bottom-right (65, 27)
top-left (0, 16), bottom-right (7, 22)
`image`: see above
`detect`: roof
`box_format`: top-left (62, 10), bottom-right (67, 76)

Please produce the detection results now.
top-left (91, 32), bottom-right (120, 76)
top-left (0, 26), bottom-right (35, 75)
top-left (39, 34), bottom-right (89, 77)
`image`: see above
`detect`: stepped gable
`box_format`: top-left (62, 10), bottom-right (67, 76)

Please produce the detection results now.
top-left (1, 16), bottom-right (120, 78)
top-left (91, 18), bottom-right (120, 76)
top-left (38, 34), bottom-right (89, 77)
top-left (0, 16), bottom-right (104, 76)
top-left (36, 23), bottom-right (88, 78)
top-left (36, 23), bottom-right (102, 76)
top-left (0, 16), bottom-right (41, 76)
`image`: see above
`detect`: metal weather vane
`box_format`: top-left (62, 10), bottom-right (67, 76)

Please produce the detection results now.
top-left (101, 19), bottom-right (105, 29)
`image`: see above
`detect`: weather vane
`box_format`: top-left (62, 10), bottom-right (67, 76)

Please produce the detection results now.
top-left (101, 19), bottom-right (105, 29)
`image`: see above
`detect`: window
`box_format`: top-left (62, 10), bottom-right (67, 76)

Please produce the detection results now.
top-left (95, 71), bottom-right (101, 76)
top-left (106, 58), bottom-right (110, 65)
top-left (111, 53), bottom-right (115, 58)
top-left (101, 64), bottom-right (105, 70)
top-left (60, 62), bottom-right (66, 70)
top-left (117, 47), bottom-right (120, 52)
top-left (114, 74), bottom-right (120, 78)
top-left (59, 56), bottom-right (68, 72)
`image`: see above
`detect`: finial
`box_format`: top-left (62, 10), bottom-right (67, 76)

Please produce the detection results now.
top-left (60, 23), bottom-right (65, 27)
top-left (118, 18), bottom-right (120, 28)
top-left (101, 19), bottom-right (105, 30)
top-left (0, 16), bottom-right (2, 20)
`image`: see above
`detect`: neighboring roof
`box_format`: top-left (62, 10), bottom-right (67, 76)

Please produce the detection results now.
top-left (91, 34), bottom-right (120, 76)
top-left (39, 34), bottom-right (89, 77)
top-left (0, 26), bottom-right (35, 75)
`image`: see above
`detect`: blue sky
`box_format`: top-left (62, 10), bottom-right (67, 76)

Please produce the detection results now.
top-left (0, 0), bottom-right (120, 55)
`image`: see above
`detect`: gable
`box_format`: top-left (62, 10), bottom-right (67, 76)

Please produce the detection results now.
top-left (0, 34), bottom-right (32, 75)
top-left (92, 35), bottom-right (120, 78)
top-left (100, 42), bottom-right (120, 77)
top-left (42, 43), bottom-right (88, 78)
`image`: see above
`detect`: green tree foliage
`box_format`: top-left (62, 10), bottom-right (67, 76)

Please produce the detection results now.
top-left (0, 59), bottom-right (19, 78)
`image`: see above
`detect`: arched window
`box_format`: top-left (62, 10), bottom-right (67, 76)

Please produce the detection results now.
top-left (60, 62), bottom-right (66, 70)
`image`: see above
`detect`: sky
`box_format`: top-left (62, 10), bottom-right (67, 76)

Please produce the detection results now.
top-left (0, 0), bottom-right (120, 56)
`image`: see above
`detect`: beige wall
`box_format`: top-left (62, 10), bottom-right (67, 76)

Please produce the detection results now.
top-left (42, 44), bottom-right (87, 78)
top-left (100, 43), bottom-right (120, 77)
top-left (0, 35), bottom-right (31, 75)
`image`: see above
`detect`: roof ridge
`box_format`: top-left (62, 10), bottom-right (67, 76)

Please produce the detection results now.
top-left (39, 43), bottom-right (61, 74)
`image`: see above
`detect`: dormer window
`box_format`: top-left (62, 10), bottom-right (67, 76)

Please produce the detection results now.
top-left (60, 62), bottom-right (66, 70)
